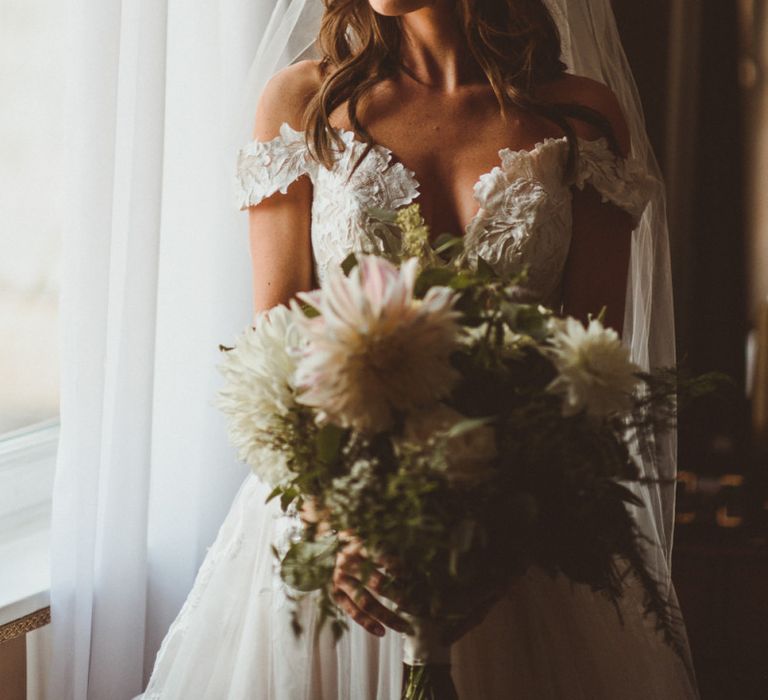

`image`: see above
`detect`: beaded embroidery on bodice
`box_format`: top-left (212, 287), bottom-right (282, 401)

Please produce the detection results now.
top-left (235, 123), bottom-right (658, 306)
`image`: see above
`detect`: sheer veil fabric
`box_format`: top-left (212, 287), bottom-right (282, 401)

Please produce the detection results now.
top-left (238, 0), bottom-right (678, 587)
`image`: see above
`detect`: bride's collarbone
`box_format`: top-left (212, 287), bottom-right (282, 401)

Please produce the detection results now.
top-left (330, 81), bottom-right (562, 163)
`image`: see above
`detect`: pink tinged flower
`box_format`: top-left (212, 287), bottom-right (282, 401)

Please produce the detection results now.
top-left (290, 255), bottom-right (462, 433)
top-left (545, 316), bottom-right (642, 418)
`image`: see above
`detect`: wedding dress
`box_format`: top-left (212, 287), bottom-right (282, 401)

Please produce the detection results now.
top-left (139, 123), bottom-right (698, 700)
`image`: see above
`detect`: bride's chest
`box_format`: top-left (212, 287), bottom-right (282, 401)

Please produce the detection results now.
top-left (309, 130), bottom-right (575, 303)
top-left (237, 122), bottom-right (654, 307)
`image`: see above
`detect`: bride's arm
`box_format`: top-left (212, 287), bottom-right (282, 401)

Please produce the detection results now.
top-left (563, 186), bottom-right (633, 333)
top-left (247, 62), bottom-right (320, 314)
top-left (560, 79), bottom-right (634, 334)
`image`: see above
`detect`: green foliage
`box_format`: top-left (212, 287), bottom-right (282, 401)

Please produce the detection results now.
top-left (315, 423), bottom-right (346, 468)
top-left (281, 536), bottom-right (339, 593)
top-left (341, 252), bottom-right (359, 276)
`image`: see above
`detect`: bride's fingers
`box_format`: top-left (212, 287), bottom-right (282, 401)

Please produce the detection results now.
top-left (334, 574), bottom-right (413, 634)
top-left (338, 554), bottom-right (405, 604)
top-left (331, 589), bottom-right (387, 637)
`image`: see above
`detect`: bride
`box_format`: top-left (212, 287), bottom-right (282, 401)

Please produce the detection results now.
top-left (141, 1), bottom-right (698, 698)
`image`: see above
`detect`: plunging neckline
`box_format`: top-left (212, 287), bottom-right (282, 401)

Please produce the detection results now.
top-left (329, 124), bottom-right (575, 235)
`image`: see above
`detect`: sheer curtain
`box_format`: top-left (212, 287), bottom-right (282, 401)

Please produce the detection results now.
top-left (47, 1), bottom-right (274, 698)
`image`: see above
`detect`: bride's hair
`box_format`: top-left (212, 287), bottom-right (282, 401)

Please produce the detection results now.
top-left (303, 0), bottom-right (618, 176)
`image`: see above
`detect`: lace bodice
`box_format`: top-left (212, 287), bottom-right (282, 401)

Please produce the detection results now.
top-left (235, 123), bottom-right (658, 306)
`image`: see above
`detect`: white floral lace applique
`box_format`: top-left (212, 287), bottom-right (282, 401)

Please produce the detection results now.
top-left (235, 124), bottom-right (657, 304)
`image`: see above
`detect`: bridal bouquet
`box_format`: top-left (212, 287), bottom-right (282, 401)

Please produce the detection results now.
top-left (216, 206), bottom-right (718, 699)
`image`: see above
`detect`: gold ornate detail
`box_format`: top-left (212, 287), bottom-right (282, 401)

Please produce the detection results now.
top-left (0, 607), bottom-right (51, 643)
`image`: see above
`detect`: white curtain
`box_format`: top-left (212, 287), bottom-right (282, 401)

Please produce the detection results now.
top-left (48, 1), bottom-right (275, 698)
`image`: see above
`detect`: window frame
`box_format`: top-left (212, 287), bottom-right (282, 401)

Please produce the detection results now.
top-left (0, 419), bottom-right (58, 628)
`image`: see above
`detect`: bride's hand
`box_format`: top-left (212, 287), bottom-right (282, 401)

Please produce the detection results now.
top-left (331, 534), bottom-right (413, 638)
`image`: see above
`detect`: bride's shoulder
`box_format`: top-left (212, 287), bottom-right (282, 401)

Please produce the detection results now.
top-left (536, 73), bottom-right (630, 157)
top-left (251, 60), bottom-right (324, 142)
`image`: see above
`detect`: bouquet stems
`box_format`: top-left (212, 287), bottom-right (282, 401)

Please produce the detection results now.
top-left (402, 664), bottom-right (458, 700)
top-left (401, 616), bottom-right (458, 700)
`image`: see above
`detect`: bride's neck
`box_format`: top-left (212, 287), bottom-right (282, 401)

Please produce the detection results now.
top-left (399, 5), bottom-right (481, 91)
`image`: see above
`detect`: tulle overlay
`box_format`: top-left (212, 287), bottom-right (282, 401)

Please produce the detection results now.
top-left (141, 472), bottom-right (696, 700)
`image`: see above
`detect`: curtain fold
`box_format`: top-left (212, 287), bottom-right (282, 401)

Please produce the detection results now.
top-left (48, 1), bottom-right (274, 698)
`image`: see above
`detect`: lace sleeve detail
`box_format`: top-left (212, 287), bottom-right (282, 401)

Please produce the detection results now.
top-left (575, 138), bottom-right (660, 223)
top-left (234, 123), bottom-right (314, 210)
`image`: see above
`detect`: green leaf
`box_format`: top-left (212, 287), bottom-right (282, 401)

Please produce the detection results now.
top-left (591, 307), bottom-right (608, 325)
top-left (315, 423), bottom-right (345, 466)
top-left (414, 267), bottom-right (456, 297)
top-left (298, 299), bottom-right (321, 318)
top-left (266, 485), bottom-right (284, 503)
top-left (281, 537), bottom-right (338, 593)
top-left (433, 234), bottom-right (464, 256)
top-left (341, 253), bottom-right (359, 276)
top-left (450, 518), bottom-right (477, 554)
top-left (365, 207), bottom-right (399, 224)
top-left (444, 416), bottom-right (493, 439)
top-left (515, 305), bottom-right (549, 340)
top-left (450, 272), bottom-right (482, 290)
top-left (280, 487), bottom-right (297, 512)
top-left (476, 256), bottom-right (496, 280)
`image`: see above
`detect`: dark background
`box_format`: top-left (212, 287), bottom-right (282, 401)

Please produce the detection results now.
top-left (612, 3), bottom-right (767, 698)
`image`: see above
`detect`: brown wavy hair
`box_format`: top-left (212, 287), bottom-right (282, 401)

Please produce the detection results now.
top-left (302, 0), bottom-right (618, 179)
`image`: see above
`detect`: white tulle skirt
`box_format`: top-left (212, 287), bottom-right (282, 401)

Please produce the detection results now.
top-left (140, 473), bottom-right (699, 700)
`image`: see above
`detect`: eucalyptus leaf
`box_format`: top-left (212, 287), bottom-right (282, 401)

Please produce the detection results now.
top-left (281, 537), bottom-right (338, 593)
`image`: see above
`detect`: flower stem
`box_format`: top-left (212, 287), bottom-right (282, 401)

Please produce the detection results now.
top-left (401, 664), bottom-right (459, 700)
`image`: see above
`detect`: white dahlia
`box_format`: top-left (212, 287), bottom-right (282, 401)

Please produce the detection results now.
top-left (291, 255), bottom-right (462, 433)
top-left (545, 316), bottom-right (641, 418)
top-left (215, 305), bottom-right (299, 485)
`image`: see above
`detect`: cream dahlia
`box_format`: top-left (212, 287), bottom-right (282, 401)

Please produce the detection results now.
top-left (291, 255), bottom-right (462, 433)
top-left (215, 304), bottom-right (299, 485)
top-left (545, 316), bottom-right (641, 418)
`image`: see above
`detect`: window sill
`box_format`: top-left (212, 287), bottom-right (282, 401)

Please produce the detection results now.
top-left (0, 524), bottom-right (50, 634)
top-left (0, 421), bottom-right (57, 637)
